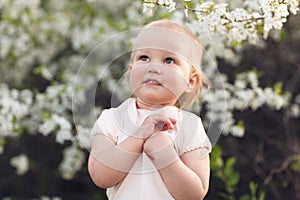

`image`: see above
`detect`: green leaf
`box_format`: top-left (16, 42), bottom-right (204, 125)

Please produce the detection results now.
top-left (279, 29), bottom-right (287, 41)
top-left (228, 172), bottom-right (240, 186)
top-left (258, 190), bottom-right (266, 200)
top-left (211, 145), bottom-right (222, 158)
top-left (252, 68), bottom-right (263, 79)
top-left (210, 145), bottom-right (224, 170)
top-left (41, 110), bottom-right (51, 120)
top-left (12, 115), bottom-right (18, 125)
top-left (33, 64), bottom-right (45, 75)
top-left (249, 181), bottom-right (257, 196)
top-left (273, 82), bottom-right (283, 95)
top-left (211, 157), bottom-right (224, 170)
top-left (239, 194), bottom-right (251, 200)
top-left (237, 120), bottom-right (244, 128)
top-left (225, 157), bottom-right (236, 169)
top-left (230, 41), bottom-right (242, 48)
top-left (0, 138), bottom-right (6, 148)
top-left (290, 156), bottom-right (300, 172)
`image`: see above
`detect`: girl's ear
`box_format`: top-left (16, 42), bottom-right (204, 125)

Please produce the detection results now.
top-left (185, 69), bottom-right (199, 93)
top-left (129, 64), bottom-right (133, 71)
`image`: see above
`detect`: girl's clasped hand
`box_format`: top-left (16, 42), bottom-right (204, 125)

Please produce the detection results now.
top-left (136, 114), bottom-right (176, 139)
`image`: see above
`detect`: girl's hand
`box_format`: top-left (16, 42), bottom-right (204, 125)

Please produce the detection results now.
top-left (151, 114), bottom-right (176, 132)
top-left (133, 114), bottom-right (176, 140)
top-left (143, 130), bottom-right (172, 154)
top-left (143, 131), bottom-right (179, 170)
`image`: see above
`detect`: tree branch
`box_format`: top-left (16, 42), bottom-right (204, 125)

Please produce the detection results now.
top-left (263, 154), bottom-right (300, 185)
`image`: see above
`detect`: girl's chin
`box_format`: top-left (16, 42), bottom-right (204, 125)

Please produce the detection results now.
top-left (136, 97), bottom-right (176, 108)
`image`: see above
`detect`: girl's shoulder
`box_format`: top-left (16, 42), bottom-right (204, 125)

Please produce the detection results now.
top-left (181, 110), bottom-right (202, 123)
top-left (175, 110), bottom-right (211, 155)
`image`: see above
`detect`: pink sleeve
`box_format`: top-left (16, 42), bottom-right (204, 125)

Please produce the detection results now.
top-left (176, 112), bottom-right (212, 157)
top-left (91, 109), bottom-right (118, 142)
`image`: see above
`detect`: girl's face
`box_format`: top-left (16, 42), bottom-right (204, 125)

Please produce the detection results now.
top-left (129, 49), bottom-right (193, 110)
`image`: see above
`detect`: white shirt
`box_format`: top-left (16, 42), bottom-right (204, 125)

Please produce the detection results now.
top-left (91, 98), bottom-right (211, 200)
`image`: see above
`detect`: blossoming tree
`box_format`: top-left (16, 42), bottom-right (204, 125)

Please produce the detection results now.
top-left (0, 0), bottom-right (299, 199)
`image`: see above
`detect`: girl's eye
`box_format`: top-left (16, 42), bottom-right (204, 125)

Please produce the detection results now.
top-left (139, 55), bottom-right (150, 62)
top-left (164, 57), bottom-right (175, 64)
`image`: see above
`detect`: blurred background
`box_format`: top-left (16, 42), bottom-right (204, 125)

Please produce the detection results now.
top-left (0, 1), bottom-right (299, 199)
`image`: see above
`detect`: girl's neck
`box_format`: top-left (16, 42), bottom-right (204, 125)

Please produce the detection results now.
top-left (135, 98), bottom-right (175, 110)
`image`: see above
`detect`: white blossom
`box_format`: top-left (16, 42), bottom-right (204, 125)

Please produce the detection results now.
top-left (0, 36), bottom-right (12, 57)
top-left (221, 112), bottom-right (235, 134)
top-left (244, 0), bottom-right (260, 11)
top-left (41, 67), bottom-right (53, 80)
top-left (142, 2), bottom-right (155, 16)
top-left (38, 119), bottom-right (56, 136)
top-left (289, 0), bottom-right (299, 14)
top-left (289, 104), bottom-right (300, 118)
top-left (247, 71), bottom-right (259, 88)
top-left (76, 125), bottom-right (92, 149)
top-left (56, 129), bottom-right (73, 144)
top-left (250, 87), bottom-right (266, 110)
top-left (164, 0), bottom-right (176, 12)
top-left (40, 196), bottom-right (62, 200)
top-left (264, 88), bottom-right (286, 110)
top-left (235, 79), bottom-right (247, 89)
top-left (59, 145), bottom-right (85, 180)
top-left (295, 94), bottom-right (300, 104)
top-left (10, 154), bottom-right (30, 175)
top-left (236, 89), bottom-right (255, 106)
top-left (231, 125), bottom-right (245, 137)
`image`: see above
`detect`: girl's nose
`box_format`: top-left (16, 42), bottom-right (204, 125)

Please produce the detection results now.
top-left (147, 64), bottom-right (161, 74)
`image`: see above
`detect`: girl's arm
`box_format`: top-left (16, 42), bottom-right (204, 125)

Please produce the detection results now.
top-left (144, 132), bottom-right (210, 200)
top-left (88, 133), bottom-right (144, 188)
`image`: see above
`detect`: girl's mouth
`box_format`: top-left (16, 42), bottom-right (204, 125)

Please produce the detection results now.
top-left (143, 79), bottom-right (162, 86)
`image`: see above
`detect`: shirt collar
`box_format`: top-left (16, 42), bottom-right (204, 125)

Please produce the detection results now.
top-left (113, 98), bottom-right (181, 137)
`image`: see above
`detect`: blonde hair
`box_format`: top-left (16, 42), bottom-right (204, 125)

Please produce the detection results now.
top-left (131, 20), bottom-right (208, 109)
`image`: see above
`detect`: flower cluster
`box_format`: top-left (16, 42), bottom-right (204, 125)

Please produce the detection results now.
top-left (59, 145), bottom-right (85, 180)
top-left (260, 0), bottom-right (299, 37)
top-left (201, 70), bottom-right (290, 137)
top-left (143, 0), bottom-right (176, 15)
top-left (143, 0), bottom-right (299, 38)
top-left (0, 84), bottom-right (32, 140)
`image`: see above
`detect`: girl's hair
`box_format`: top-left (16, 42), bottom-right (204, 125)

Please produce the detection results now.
top-left (131, 19), bottom-right (208, 109)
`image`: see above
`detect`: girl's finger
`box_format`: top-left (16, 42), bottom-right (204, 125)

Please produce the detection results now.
top-left (170, 118), bottom-right (177, 124)
top-left (160, 119), bottom-right (175, 131)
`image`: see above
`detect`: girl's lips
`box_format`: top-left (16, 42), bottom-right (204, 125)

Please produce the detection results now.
top-left (143, 79), bottom-right (162, 86)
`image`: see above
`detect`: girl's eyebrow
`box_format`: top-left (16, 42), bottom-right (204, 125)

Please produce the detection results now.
top-left (163, 52), bottom-right (180, 60)
top-left (160, 50), bottom-right (179, 56)
top-left (135, 49), bottom-right (180, 58)
top-left (136, 49), bottom-right (151, 54)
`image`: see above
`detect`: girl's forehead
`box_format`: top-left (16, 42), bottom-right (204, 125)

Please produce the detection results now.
top-left (133, 27), bottom-right (202, 70)
top-left (135, 49), bottom-right (178, 56)
top-left (134, 29), bottom-right (189, 54)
